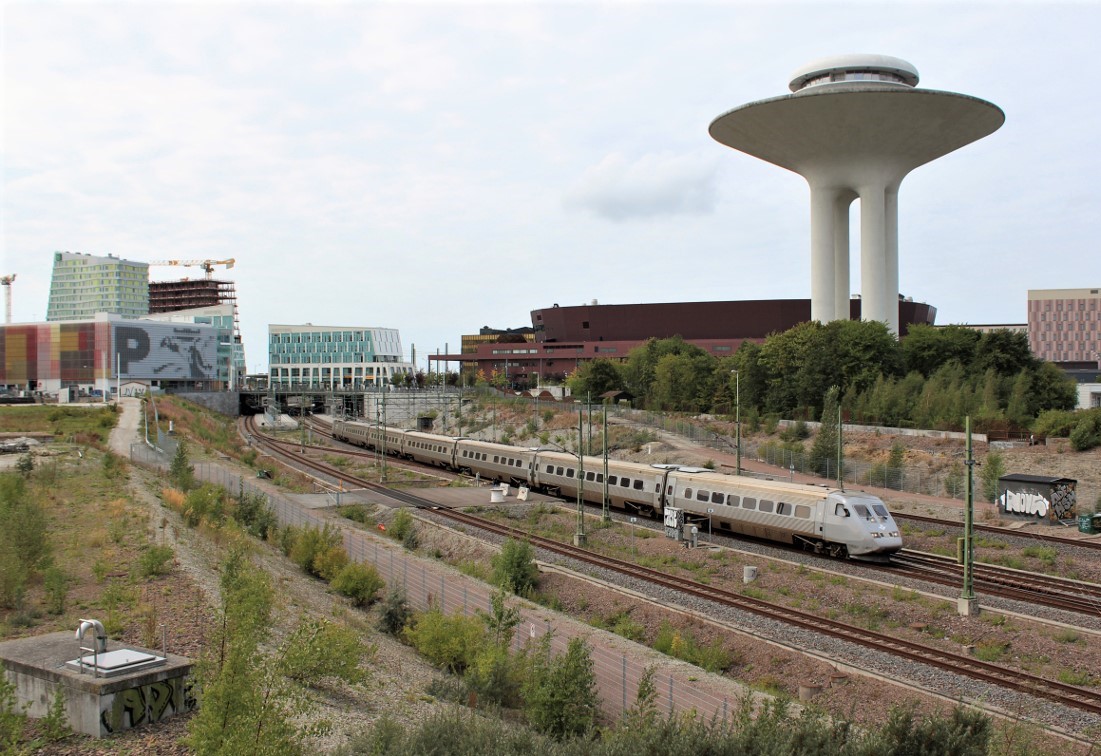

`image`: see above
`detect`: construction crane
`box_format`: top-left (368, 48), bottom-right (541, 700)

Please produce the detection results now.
top-left (149, 258), bottom-right (235, 279)
top-left (1, 274), bottom-right (14, 324)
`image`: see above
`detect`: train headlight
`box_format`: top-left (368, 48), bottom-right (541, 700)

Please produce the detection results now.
top-left (889, 531), bottom-right (899, 538)
top-left (870, 532), bottom-right (882, 538)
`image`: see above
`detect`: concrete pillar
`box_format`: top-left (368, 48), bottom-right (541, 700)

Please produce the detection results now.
top-left (809, 185), bottom-right (839, 323)
top-left (885, 183), bottom-right (901, 334)
top-left (859, 185), bottom-right (889, 329)
top-left (834, 192), bottom-right (855, 320)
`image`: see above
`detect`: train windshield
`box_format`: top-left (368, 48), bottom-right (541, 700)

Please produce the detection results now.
top-left (852, 503), bottom-right (871, 519)
top-left (872, 504), bottom-right (890, 519)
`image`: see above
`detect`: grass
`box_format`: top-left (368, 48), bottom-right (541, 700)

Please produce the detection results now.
top-left (973, 640), bottom-right (1010, 663)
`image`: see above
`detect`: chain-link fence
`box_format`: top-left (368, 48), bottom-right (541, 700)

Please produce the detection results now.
top-left (129, 444), bottom-right (753, 723)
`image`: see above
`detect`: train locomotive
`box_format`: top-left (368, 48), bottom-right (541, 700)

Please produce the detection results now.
top-left (331, 419), bottom-right (902, 561)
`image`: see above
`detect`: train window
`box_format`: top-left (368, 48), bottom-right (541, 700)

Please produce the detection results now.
top-left (696, 490), bottom-right (709, 502)
top-left (795, 505), bottom-right (811, 519)
top-left (545, 465), bottom-right (553, 473)
top-left (597, 474), bottom-right (603, 483)
top-left (853, 504), bottom-right (871, 519)
top-left (667, 485), bottom-right (673, 495)
top-left (586, 472), bottom-right (595, 481)
top-left (462, 450), bottom-right (468, 458)
top-left (872, 504), bottom-right (889, 518)
top-left (566, 469), bottom-right (575, 478)
top-left (620, 478), bottom-right (630, 488)
top-left (493, 456), bottom-right (499, 463)
top-left (759, 500), bottom-right (774, 513)
top-left (776, 502), bottom-right (791, 516)
top-left (684, 488), bottom-right (692, 498)
top-left (726, 494), bottom-right (740, 507)
top-left (834, 503), bottom-right (848, 517)
top-left (556, 467), bottom-right (564, 476)
top-left (742, 498), bottom-right (757, 510)
top-left (711, 492), bottom-right (724, 504)
top-left (609, 476), bottom-right (618, 485)
top-left (633, 479), bottom-right (644, 490)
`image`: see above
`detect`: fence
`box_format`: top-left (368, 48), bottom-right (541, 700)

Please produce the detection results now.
top-left (130, 444), bottom-right (752, 723)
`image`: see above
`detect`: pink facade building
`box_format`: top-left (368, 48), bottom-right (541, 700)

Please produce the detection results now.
top-left (1028, 288), bottom-right (1101, 367)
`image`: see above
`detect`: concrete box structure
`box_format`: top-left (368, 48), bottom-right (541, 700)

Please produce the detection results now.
top-left (996, 473), bottom-right (1078, 523)
top-left (0, 632), bottom-right (193, 738)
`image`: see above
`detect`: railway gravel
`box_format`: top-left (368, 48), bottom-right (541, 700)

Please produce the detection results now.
top-left (411, 501), bottom-right (1101, 741)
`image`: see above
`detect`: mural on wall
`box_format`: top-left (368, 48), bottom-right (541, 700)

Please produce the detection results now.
top-left (114, 324), bottom-right (218, 381)
top-left (100, 677), bottom-right (196, 735)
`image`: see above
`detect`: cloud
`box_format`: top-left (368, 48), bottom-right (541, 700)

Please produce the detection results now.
top-left (563, 152), bottom-right (719, 222)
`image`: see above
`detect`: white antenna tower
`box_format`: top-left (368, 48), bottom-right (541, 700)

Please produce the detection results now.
top-left (0, 274), bottom-right (15, 324)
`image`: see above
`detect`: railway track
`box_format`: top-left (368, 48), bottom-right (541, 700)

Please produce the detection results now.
top-left (289, 416), bottom-right (1101, 618)
top-left (243, 415), bottom-right (1101, 717)
top-left (896, 511), bottom-right (1101, 554)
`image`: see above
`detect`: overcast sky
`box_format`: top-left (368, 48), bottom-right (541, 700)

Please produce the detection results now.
top-left (3, 1), bottom-right (1098, 373)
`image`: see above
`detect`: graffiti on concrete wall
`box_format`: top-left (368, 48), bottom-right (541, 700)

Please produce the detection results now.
top-left (999, 483), bottom-right (1077, 521)
top-left (100, 676), bottom-right (195, 735)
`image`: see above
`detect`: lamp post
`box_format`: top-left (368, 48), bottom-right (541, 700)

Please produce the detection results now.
top-left (602, 402), bottom-right (610, 523)
top-left (546, 430), bottom-right (586, 547)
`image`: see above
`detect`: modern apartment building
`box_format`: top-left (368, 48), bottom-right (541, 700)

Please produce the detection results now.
top-left (46, 252), bottom-right (149, 321)
top-left (268, 324), bottom-right (415, 389)
top-left (1027, 288), bottom-right (1101, 367)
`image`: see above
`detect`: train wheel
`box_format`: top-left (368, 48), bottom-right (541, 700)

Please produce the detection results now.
top-left (828, 543), bottom-right (848, 559)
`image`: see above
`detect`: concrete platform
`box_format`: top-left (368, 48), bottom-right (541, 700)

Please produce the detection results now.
top-left (0, 632), bottom-right (193, 737)
top-left (385, 484), bottom-right (561, 509)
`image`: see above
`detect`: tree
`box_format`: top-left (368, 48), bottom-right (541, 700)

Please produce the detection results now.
top-left (491, 538), bottom-right (539, 594)
top-left (902, 324), bottom-right (980, 377)
top-left (809, 386), bottom-right (840, 477)
top-left (522, 635), bottom-right (599, 739)
top-left (566, 358), bottom-right (623, 399)
top-left (980, 450), bottom-right (1005, 503)
top-left (169, 440), bottom-right (196, 491)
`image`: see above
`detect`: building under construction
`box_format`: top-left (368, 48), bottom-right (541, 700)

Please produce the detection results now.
top-left (148, 277), bottom-right (246, 381)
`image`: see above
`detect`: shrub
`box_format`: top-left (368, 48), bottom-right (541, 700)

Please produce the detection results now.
top-left (331, 562), bottom-right (384, 607)
top-left (169, 441), bottom-right (195, 491)
top-left (290, 524), bottom-right (347, 580)
top-left (405, 608), bottom-right (486, 673)
top-left (1032, 409), bottom-right (1079, 438)
top-left (15, 454), bottom-right (33, 476)
top-left (390, 509), bottom-right (418, 549)
top-left (1069, 411), bottom-right (1101, 452)
top-left (464, 645), bottom-right (522, 708)
top-left (522, 635), bottom-right (598, 739)
top-left (491, 539), bottom-right (539, 594)
top-left (234, 492), bottom-right (277, 539)
top-left (44, 566), bottom-right (68, 614)
top-left (138, 545), bottom-right (175, 578)
top-left (377, 588), bottom-right (410, 636)
top-left (181, 484), bottom-right (228, 528)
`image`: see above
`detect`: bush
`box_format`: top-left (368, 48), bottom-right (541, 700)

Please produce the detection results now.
top-left (1069, 411), bottom-right (1101, 452)
top-left (138, 545), bottom-right (175, 578)
top-left (44, 566), bottom-right (68, 614)
top-left (234, 492), bottom-right (277, 539)
top-left (169, 441), bottom-right (195, 491)
top-left (181, 484), bottom-right (228, 528)
top-left (290, 524), bottom-right (347, 580)
top-left (405, 608), bottom-right (486, 673)
top-left (491, 539), bottom-right (539, 594)
top-left (464, 645), bottom-right (523, 708)
top-left (390, 509), bottom-right (418, 550)
top-left (1033, 409), bottom-right (1079, 438)
top-left (377, 588), bottom-right (410, 636)
top-left (522, 635), bottom-right (598, 739)
top-left (331, 562), bottom-right (384, 607)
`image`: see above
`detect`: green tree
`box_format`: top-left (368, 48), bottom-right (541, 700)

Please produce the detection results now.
top-left (491, 538), bottom-right (539, 594)
top-left (405, 608), bottom-right (486, 674)
top-left (169, 440), bottom-right (196, 491)
top-left (808, 386), bottom-right (840, 477)
top-left (522, 635), bottom-right (599, 740)
top-left (980, 450), bottom-right (1006, 503)
top-left (330, 561), bottom-right (384, 607)
top-left (477, 587), bottom-right (522, 647)
top-left (566, 358), bottom-right (623, 399)
top-left (188, 548), bottom-right (368, 755)
top-left (902, 323), bottom-right (980, 377)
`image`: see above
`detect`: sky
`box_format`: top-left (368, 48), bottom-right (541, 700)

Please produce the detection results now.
top-left (3, 1), bottom-right (1099, 374)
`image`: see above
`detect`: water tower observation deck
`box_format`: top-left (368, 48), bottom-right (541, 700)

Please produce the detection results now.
top-left (710, 54), bottom-right (1003, 334)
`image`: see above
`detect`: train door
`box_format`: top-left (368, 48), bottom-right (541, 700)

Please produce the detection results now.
top-left (819, 495), bottom-right (857, 557)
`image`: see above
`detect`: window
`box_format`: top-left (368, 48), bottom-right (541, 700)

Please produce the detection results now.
top-left (545, 465), bottom-right (553, 473)
top-left (608, 476), bottom-right (618, 486)
top-left (742, 498), bottom-right (757, 510)
top-left (759, 500), bottom-right (774, 514)
top-left (586, 472), bottom-right (595, 481)
top-left (696, 490), bottom-right (709, 502)
top-left (711, 492), bottom-right (724, 504)
top-left (835, 503), bottom-right (848, 517)
top-left (633, 480), bottom-right (644, 490)
top-left (566, 469), bottom-right (575, 478)
top-left (620, 478), bottom-right (630, 488)
top-left (726, 494), bottom-right (740, 507)
top-left (795, 505), bottom-right (811, 519)
top-left (556, 467), bottom-right (564, 476)
top-left (776, 502), bottom-right (791, 516)
top-left (493, 456), bottom-right (499, 463)
top-left (684, 488), bottom-right (693, 499)
top-left (872, 504), bottom-right (890, 518)
top-left (853, 504), bottom-right (871, 519)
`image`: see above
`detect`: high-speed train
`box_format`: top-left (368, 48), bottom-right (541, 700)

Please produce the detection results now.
top-left (331, 419), bottom-right (902, 561)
